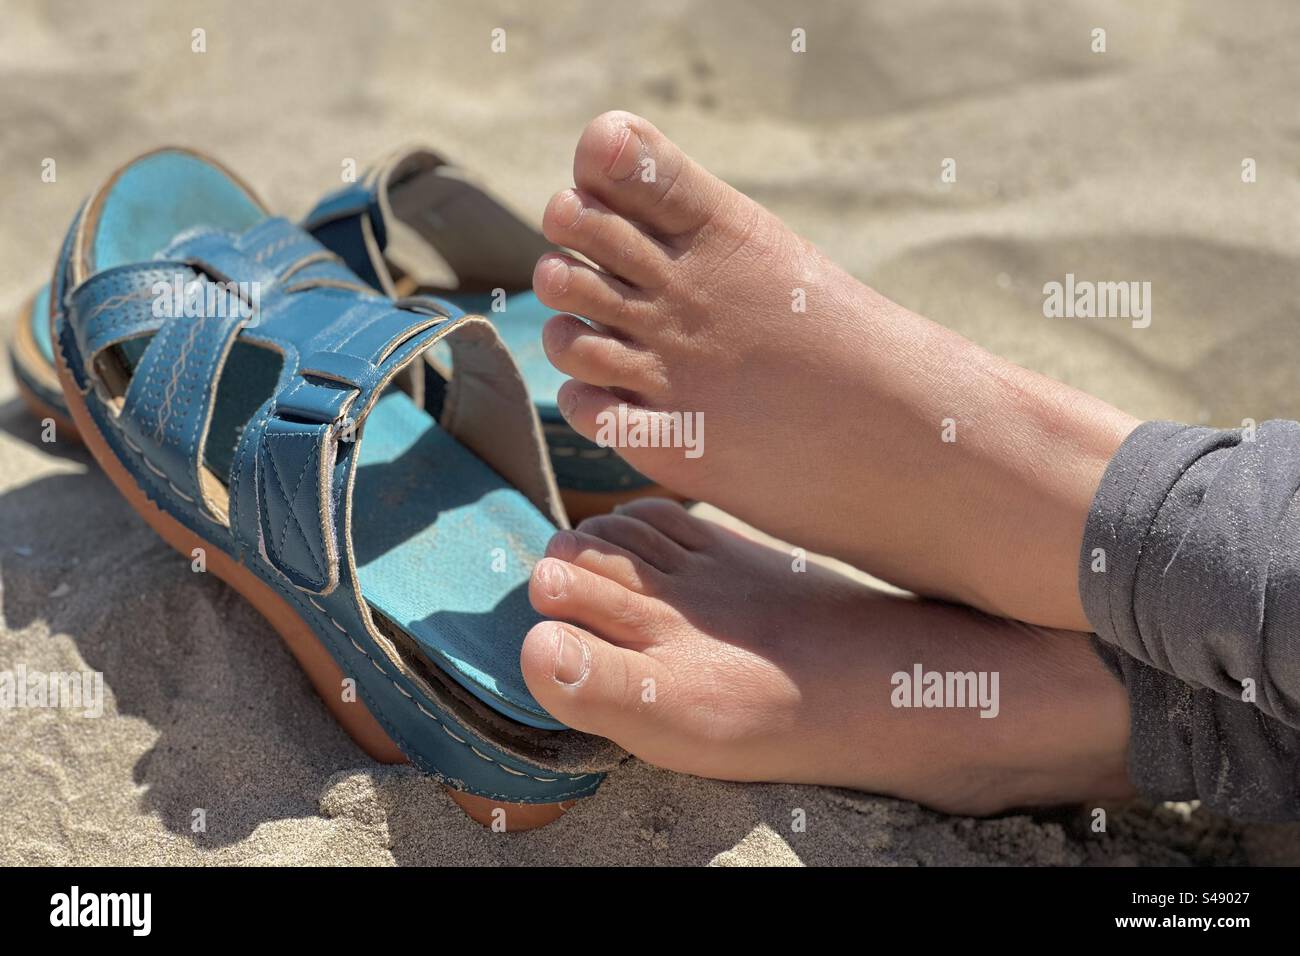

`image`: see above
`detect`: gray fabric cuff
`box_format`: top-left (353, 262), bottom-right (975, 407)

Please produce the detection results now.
top-left (1080, 420), bottom-right (1300, 821)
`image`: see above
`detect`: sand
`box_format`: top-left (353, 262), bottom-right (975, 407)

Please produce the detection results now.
top-left (3, 0), bottom-right (1300, 865)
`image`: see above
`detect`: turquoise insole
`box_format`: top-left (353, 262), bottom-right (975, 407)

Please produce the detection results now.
top-left (93, 151), bottom-right (263, 271)
top-left (438, 291), bottom-right (568, 422)
top-left (351, 390), bottom-right (560, 729)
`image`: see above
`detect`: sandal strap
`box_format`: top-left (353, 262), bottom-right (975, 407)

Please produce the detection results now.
top-left (160, 216), bottom-right (367, 294)
top-left (69, 261), bottom-right (197, 372)
top-left (68, 218), bottom-right (366, 371)
top-left (66, 221), bottom-right (367, 518)
top-left (300, 162), bottom-right (400, 293)
top-left (118, 272), bottom-right (248, 512)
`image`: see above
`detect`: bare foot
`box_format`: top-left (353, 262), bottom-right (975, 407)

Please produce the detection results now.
top-left (533, 111), bottom-right (1138, 630)
top-left (520, 499), bottom-right (1133, 815)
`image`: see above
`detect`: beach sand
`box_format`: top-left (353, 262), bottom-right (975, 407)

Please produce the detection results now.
top-left (3, 0), bottom-right (1299, 865)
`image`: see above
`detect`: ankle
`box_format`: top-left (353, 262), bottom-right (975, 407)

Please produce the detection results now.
top-left (893, 342), bottom-right (1138, 629)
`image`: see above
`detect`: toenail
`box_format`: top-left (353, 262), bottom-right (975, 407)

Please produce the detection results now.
top-left (552, 626), bottom-right (590, 686)
top-left (552, 189), bottom-right (585, 229)
top-left (536, 559), bottom-right (569, 600)
top-left (541, 257), bottom-right (570, 295)
top-left (606, 126), bottom-right (644, 180)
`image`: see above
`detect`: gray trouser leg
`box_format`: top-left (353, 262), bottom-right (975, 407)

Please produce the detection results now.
top-left (1080, 420), bottom-right (1300, 821)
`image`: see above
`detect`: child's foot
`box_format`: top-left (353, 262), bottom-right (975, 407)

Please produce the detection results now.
top-left (534, 112), bottom-right (1138, 630)
top-left (520, 499), bottom-right (1132, 815)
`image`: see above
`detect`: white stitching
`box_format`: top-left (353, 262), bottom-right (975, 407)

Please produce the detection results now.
top-left (442, 724), bottom-right (467, 744)
top-left (154, 318), bottom-right (203, 443)
top-left (253, 231), bottom-right (309, 262)
top-left (105, 415), bottom-right (218, 522)
top-left (81, 285), bottom-right (157, 324)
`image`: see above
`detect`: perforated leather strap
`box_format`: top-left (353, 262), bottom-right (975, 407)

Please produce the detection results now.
top-left (68, 261), bottom-right (195, 371)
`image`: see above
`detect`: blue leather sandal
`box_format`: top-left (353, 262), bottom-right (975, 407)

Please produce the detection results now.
top-left (50, 147), bottom-right (621, 829)
top-left (303, 146), bottom-right (677, 520)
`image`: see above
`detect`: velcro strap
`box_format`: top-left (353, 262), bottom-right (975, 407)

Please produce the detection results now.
top-left (256, 417), bottom-right (340, 593)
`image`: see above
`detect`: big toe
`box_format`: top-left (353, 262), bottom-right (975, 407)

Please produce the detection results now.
top-left (573, 110), bottom-right (725, 240)
top-left (521, 620), bottom-right (667, 741)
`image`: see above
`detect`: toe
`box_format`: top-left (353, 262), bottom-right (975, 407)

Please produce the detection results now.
top-left (573, 110), bottom-right (726, 241)
top-left (532, 253), bottom-right (639, 330)
top-left (521, 619), bottom-right (668, 739)
top-left (546, 528), bottom-right (660, 593)
top-left (554, 379), bottom-right (622, 445)
top-left (542, 313), bottom-right (663, 392)
top-left (530, 557), bottom-right (671, 646)
top-left (613, 498), bottom-right (712, 550)
top-left (575, 513), bottom-right (687, 573)
top-left (542, 188), bottom-right (672, 290)
top-left (556, 379), bottom-right (689, 462)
